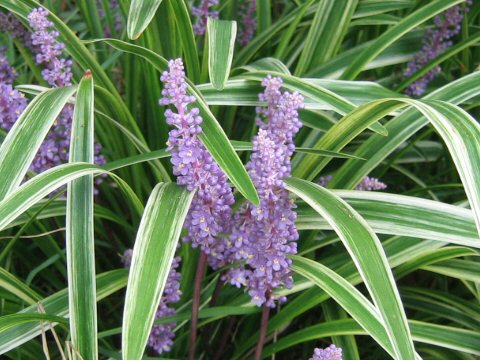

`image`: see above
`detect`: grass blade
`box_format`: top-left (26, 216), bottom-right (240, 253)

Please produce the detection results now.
top-left (286, 177), bottom-right (416, 359)
top-left (296, 191), bottom-right (480, 248)
top-left (207, 18), bottom-right (237, 90)
top-left (291, 256), bottom-right (397, 358)
top-left (0, 270), bottom-right (127, 354)
top-left (340, 0), bottom-right (463, 79)
top-left (0, 86), bottom-right (76, 200)
top-left (0, 163), bottom-right (105, 232)
top-left (127, 0), bottom-right (164, 39)
top-left (122, 183), bottom-right (195, 360)
top-left (66, 72), bottom-right (97, 360)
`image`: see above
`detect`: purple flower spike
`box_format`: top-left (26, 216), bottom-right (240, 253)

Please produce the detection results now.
top-left (0, 84), bottom-right (28, 131)
top-left (310, 345), bottom-right (343, 360)
top-left (355, 176), bottom-right (387, 191)
top-left (192, 0), bottom-right (219, 35)
top-left (0, 12), bottom-right (31, 46)
top-left (226, 76), bottom-right (304, 308)
top-left (1, 9), bottom-right (106, 188)
top-left (239, 0), bottom-right (257, 46)
top-left (0, 49), bottom-right (28, 137)
top-left (28, 8), bottom-right (73, 87)
top-left (0, 50), bottom-right (17, 84)
top-left (318, 175), bottom-right (387, 191)
top-left (160, 59), bottom-right (234, 270)
top-left (122, 250), bottom-right (182, 355)
top-left (403, 4), bottom-right (470, 96)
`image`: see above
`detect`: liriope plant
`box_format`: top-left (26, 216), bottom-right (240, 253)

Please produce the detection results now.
top-left (0, 1), bottom-right (479, 360)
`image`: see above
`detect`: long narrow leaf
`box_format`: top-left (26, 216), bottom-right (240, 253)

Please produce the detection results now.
top-left (291, 256), bottom-right (397, 358)
top-left (286, 177), bottom-right (416, 359)
top-left (122, 183), bottom-right (194, 360)
top-left (127, 0), bottom-right (164, 39)
top-left (66, 72), bottom-right (97, 360)
top-left (207, 19), bottom-right (237, 90)
top-left (0, 270), bottom-right (127, 354)
top-left (0, 86), bottom-right (76, 200)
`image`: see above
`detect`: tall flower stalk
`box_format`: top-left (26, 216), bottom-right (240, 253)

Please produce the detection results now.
top-left (0, 8), bottom-right (105, 179)
top-left (403, 3), bottom-right (470, 96)
top-left (227, 76), bottom-right (304, 359)
top-left (159, 58), bottom-right (234, 359)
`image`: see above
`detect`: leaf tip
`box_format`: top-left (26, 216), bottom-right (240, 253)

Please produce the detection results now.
top-left (84, 70), bottom-right (93, 79)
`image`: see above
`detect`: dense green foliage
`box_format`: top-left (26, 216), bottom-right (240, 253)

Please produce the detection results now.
top-left (0, 0), bottom-right (479, 359)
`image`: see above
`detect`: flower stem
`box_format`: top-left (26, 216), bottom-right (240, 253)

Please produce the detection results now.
top-left (253, 291), bottom-right (271, 360)
top-left (188, 251), bottom-right (208, 360)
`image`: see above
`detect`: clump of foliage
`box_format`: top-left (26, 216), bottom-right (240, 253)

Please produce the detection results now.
top-left (0, 1), bottom-right (479, 360)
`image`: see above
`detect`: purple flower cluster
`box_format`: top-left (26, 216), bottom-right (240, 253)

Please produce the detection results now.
top-left (0, 84), bottom-right (28, 133)
top-left (160, 59), bottom-right (234, 270)
top-left (0, 50), bottom-right (27, 133)
top-left (0, 12), bottom-right (31, 46)
top-left (25, 8), bottom-right (105, 175)
top-left (97, 0), bottom-right (123, 37)
top-left (192, 0), bottom-right (219, 35)
top-left (403, 3), bottom-right (470, 96)
top-left (28, 8), bottom-right (73, 88)
top-left (226, 76), bottom-right (304, 307)
top-left (239, 0), bottom-right (256, 46)
top-left (122, 250), bottom-right (182, 355)
top-left (309, 345), bottom-right (343, 360)
top-left (0, 50), bottom-right (17, 84)
top-left (318, 175), bottom-right (387, 191)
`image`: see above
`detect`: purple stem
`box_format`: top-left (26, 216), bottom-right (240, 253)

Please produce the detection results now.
top-left (253, 291), bottom-right (271, 360)
top-left (188, 251), bottom-right (208, 360)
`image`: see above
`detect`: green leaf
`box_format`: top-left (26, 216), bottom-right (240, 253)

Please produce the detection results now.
top-left (66, 72), bottom-right (97, 360)
top-left (331, 71), bottom-right (480, 191)
top-left (295, 0), bottom-right (358, 75)
top-left (292, 98), bottom-right (397, 179)
top-left (341, 0), bottom-right (464, 79)
top-left (296, 191), bottom-right (480, 248)
top-left (0, 163), bottom-right (105, 232)
top-left (261, 319), bottom-right (480, 358)
top-left (168, 0), bottom-right (200, 83)
top-left (207, 19), bottom-right (237, 90)
top-left (0, 314), bottom-right (69, 332)
top-left (409, 321), bottom-right (480, 356)
top-left (122, 183), bottom-right (195, 360)
top-left (0, 268), bottom-right (41, 305)
top-left (419, 100), bottom-right (480, 237)
top-left (0, 86), bottom-right (76, 200)
top-left (127, 0), bottom-right (164, 39)
top-left (422, 259), bottom-right (480, 283)
top-left (0, 270), bottom-right (127, 354)
top-left (291, 256), bottom-right (398, 358)
top-left (87, 39), bottom-right (259, 205)
top-left (286, 177), bottom-right (416, 359)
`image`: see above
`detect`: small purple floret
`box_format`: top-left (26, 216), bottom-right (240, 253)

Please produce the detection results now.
top-left (310, 345), bottom-right (343, 360)
top-left (318, 175), bottom-right (387, 191)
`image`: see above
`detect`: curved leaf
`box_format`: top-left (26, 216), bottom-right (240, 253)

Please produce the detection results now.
top-left (122, 183), bottom-right (194, 360)
top-left (286, 177), bottom-right (416, 359)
